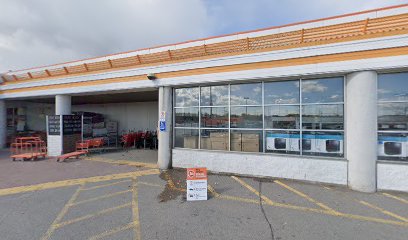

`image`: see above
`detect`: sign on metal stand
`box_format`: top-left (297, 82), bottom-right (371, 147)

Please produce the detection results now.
top-left (186, 168), bottom-right (208, 201)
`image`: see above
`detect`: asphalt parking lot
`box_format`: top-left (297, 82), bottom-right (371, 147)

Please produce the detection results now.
top-left (0, 150), bottom-right (408, 240)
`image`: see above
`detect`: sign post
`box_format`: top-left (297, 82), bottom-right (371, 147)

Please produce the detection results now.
top-left (186, 168), bottom-right (208, 201)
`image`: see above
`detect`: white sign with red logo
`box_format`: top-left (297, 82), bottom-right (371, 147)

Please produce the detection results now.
top-left (186, 168), bottom-right (208, 201)
top-left (159, 111), bottom-right (166, 121)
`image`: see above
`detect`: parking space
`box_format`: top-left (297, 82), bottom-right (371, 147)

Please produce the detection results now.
top-left (0, 154), bottom-right (408, 239)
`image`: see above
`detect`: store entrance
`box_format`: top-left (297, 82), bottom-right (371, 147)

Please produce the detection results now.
top-left (6, 90), bottom-right (159, 165)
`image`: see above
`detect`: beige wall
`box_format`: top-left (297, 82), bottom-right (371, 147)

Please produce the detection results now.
top-left (72, 101), bottom-right (158, 133)
top-left (7, 101), bottom-right (158, 133)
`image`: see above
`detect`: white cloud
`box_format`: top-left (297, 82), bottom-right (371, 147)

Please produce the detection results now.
top-left (301, 81), bottom-right (328, 93)
top-left (0, 0), bottom-right (212, 72)
top-left (0, 0), bottom-right (406, 72)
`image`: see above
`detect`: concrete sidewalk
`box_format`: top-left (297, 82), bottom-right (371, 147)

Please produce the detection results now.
top-left (0, 149), bottom-right (146, 189)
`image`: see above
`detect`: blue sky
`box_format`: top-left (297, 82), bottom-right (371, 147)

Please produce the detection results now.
top-left (0, 0), bottom-right (406, 72)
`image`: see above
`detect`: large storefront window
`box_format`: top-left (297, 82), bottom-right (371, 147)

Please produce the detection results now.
top-left (174, 77), bottom-right (344, 157)
top-left (264, 80), bottom-right (300, 154)
top-left (174, 88), bottom-right (199, 149)
top-left (378, 73), bottom-right (408, 161)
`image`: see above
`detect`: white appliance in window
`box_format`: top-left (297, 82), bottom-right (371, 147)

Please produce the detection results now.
top-left (312, 134), bottom-right (343, 154)
top-left (378, 136), bottom-right (408, 158)
top-left (266, 133), bottom-right (300, 152)
top-left (300, 138), bottom-right (315, 153)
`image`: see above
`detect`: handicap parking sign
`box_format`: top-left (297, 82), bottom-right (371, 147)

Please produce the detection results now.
top-left (159, 120), bottom-right (166, 132)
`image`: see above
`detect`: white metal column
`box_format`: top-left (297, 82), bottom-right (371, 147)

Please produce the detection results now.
top-left (55, 95), bottom-right (72, 115)
top-left (0, 100), bottom-right (6, 148)
top-left (346, 71), bottom-right (377, 192)
top-left (158, 86), bottom-right (173, 169)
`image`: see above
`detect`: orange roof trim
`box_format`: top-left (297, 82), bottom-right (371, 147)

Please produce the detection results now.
top-left (2, 4), bottom-right (408, 82)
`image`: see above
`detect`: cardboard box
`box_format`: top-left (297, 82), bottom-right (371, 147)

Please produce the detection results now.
top-left (211, 141), bottom-right (228, 151)
top-left (184, 136), bottom-right (198, 149)
top-left (242, 141), bottom-right (260, 152)
top-left (242, 133), bottom-right (259, 140)
top-left (209, 132), bottom-right (228, 150)
top-left (210, 132), bottom-right (228, 139)
top-left (231, 133), bottom-right (242, 140)
top-left (200, 137), bottom-right (211, 149)
top-left (230, 140), bottom-right (242, 151)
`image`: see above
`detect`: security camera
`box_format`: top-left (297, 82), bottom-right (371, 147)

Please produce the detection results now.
top-left (147, 73), bottom-right (157, 80)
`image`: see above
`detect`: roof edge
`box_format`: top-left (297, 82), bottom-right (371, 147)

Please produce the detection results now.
top-left (5, 3), bottom-right (408, 74)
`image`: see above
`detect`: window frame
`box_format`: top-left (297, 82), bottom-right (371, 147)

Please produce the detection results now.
top-left (377, 72), bottom-right (408, 161)
top-left (173, 76), bottom-right (345, 158)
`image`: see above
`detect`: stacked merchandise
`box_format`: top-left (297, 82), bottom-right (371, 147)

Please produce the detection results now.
top-left (232, 133), bottom-right (260, 152)
top-left (201, 132), bottom-right (260, 152)
top-left (82, 117), bottom-right (93, 138)
top-left (74, 111), bottom-right (105, 140)
top-left (184, 135), bottom-right (198, 149)
top-left (210, 132), bottom-right (229, 151)
top-left (6, 108), bottom-right (27, 145)
top-left (106, 121), bottom-right (118, 146)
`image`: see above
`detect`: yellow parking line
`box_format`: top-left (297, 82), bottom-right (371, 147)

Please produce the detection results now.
top-left (359, 200), bottom-right (408, 222)
top-left (163, 171), bottom-right (176, 189)
top-left (40, 184), bottom-right (85, 240)
top-left (85, 157), bottom-right (157, 169)
top-left (274, 180), bottom-right (338, 213)
top-left (219, 195), bottom-right (259, 204)
top-left (82, 179), bottom-right (132, 191)
top-left (0, 169), bottom-right (159, 197)
top-left (161, 171), bottom-right (189, 192)
top-left (70, 190), bottom-right (132, 206)
top-left (208, 185), bottom-right (220, 198)
top-left (88, 222), bottom-right (135, 240)
top-left (231, 176), bottom-right (275, 205)
top-left (55, 203), bottom-right (132, 228)
top-left (131, 178), bottom-right (142, 240)
top-left (382, 193), bottom-right (408, 204)
top-left (217, 192), bottom-right (408, 227)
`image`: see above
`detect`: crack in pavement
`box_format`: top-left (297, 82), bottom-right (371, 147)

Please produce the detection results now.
top-left (259, 181), bottom-right (276, 240)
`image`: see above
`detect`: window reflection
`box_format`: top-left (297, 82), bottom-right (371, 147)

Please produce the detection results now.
top-left (175, 88), bottom-right (199, 107)
top-left (378, 102), bottom-right (408, 131)
top-left (175, 108), bottom-right (199, 127)
top-left (378, 73), bottom-right (408, 101)
top-left (174, 129), bottom-right (199, 149)
top-left (201, 85), bottom-right (229, 106)
top-left (265, 105), bottom-right (300, 129)
top-left (230, 83), bottom-right (262, 105)
top-left (174, 76), bottom-right (344, 158)
top-left (302, 77), bottom-right (344, 103)
top-left (231, 106), bottom-right (263, 128)
top-left (302, 105), bottom-right (344, 130)
top-left (201, 107), bottom-right (229, 128)
top-left (264, 80), bottom-right (299, 104)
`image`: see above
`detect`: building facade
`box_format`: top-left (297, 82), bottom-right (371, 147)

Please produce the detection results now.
top-left (1, 5), bottom-right (408, 192)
